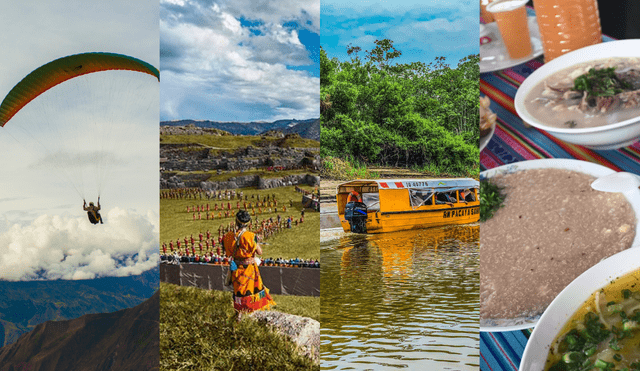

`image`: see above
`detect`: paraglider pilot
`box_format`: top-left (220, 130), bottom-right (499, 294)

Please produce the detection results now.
top-left (83, 197), bottom-right (103, 224)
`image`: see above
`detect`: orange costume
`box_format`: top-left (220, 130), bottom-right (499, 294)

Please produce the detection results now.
top-left (223, 230), bottom-right (275, 312)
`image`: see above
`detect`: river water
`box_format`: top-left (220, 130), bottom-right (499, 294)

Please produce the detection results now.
top-left (320, 224), bottom-right (479, 370)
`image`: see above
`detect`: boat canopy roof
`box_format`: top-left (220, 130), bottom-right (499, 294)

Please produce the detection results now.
top-left (337, 178), bottom-right (479, 192)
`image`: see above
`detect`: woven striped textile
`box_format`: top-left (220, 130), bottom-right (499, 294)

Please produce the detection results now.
top-left (479, 28), bottom-right (624, 371)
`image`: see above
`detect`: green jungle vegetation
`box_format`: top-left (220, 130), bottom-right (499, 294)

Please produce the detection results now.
top-left (161, 133), bottom-right (319, 153)
top-left (160, 283), bottom-right (319, 370)
top-left (160, 185), bottom-right (320, 260)
top-left (321, 39), bottom-right (479, 178)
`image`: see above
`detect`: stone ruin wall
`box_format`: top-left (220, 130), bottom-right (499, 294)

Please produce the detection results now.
top-left (161, 173), bottom-right (320, 190)
top-left (160, 144), bottom-right (320, 173)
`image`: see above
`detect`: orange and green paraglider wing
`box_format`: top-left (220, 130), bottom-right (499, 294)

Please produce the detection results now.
top-left (0, 52), bottom-right (160, 127)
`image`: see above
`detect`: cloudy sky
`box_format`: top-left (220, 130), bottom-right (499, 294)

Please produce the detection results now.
top-left (322, 0), bottom-right (478, 65)
top-left (160, 0), bottom-right (320, 122)
top-left (0, 0), bottom-right (159, 280)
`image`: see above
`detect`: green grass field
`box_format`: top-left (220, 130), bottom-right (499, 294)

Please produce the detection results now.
top-left (160, 134), bottom-right (319, 151)
top-left (161, 185), bottom-right (320, 260)
top-left (160, 283), bottom-right (319, 370)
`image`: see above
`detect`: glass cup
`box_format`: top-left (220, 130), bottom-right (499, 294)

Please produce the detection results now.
top-left (486, 0), bottom-right (533, 60)
top-left (533, 0), bottom-right (602, 62)
top-left (480, 0), bottom-right (496, 23)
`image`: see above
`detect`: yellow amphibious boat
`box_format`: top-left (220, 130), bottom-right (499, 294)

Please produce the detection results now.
top-left (336, 179), bottom-right (479, 234)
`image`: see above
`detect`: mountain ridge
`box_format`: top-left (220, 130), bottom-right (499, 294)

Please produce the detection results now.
top-left (0, 291), bottom-right (159, 371)
top-left (0, 268), bottom-right (158, 347)
top-left (161, 118), bottom-right (320, 140)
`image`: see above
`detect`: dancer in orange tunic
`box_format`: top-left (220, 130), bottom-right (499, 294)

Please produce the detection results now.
top-left (223, 210), bottom-right (275, 318)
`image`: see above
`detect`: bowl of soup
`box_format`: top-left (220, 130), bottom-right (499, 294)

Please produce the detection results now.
top-left (514, 40), bottom-right (640, 150)
top-left (519, 247), bottom-right (640, 371)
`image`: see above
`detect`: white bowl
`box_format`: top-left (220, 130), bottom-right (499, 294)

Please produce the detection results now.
top-left (514, 40), bottom-right (640, 150)
top-left (480, 159), bottom-right (640, 332)
top-left (519, 247), bottom-right (640, 371)
top-left (480, 122), bottom-right (495, 152)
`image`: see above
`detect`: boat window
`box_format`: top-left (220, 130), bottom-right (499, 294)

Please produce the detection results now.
top-left (362, 193), bottom-right (380, 211)
top-left (435, 191), bottom-right (456, 204)
top-left (409, 189), bottom-right (434, 208)
top-left (462, 189), bottom-right (476, 202)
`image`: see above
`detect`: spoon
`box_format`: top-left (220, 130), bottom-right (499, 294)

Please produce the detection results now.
top-left (591, 172), bottom-right (640, 193)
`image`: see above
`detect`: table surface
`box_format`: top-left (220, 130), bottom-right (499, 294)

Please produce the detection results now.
top-left (479, 14), bottom-right (628, 371)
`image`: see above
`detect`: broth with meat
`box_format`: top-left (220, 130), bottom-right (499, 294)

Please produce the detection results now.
top-left (524, 58), bottom-right (640, 129)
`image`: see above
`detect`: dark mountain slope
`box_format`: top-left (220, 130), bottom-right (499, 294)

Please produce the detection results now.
top-left (0, 290), bottom-right (159, 371)
top-left (0, 268), bottom-right (158, 347)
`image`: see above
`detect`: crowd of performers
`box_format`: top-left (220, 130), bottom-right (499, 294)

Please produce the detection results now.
top-left (160, 186), bottom-right (319, 201)
top-left (160, 187), bottom-right (318, 268)
top-left (161, 253), bottom-right (319, 268)
top-left (162, 186), bottom-right (312, 222)
top-left (183, 197), bottom-right (294, 221)
top-left (160, 186), bottom-right (318, 201)
top-left (181, 200), bottom-right (307, 223)
top-left (159, 214), bottom-right (315, 266)
top-left (161, 188), bottom-right (268, 200)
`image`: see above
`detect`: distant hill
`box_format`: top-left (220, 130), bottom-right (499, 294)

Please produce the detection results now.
top-left (276, 118), bottom-right (320, 141)
top-left (161, 118), bottom-right (320, 140)
top-left (0, 291), bottom-right (158, 371)
top-left (0, 268), bottom-right (158, 347)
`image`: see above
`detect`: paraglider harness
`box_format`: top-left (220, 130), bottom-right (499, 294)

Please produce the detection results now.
top-left (84, 198), bottom-right (103, 225)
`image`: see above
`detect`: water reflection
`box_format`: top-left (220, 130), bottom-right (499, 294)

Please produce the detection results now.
top-left (321, 225), bottom-right (479, 370)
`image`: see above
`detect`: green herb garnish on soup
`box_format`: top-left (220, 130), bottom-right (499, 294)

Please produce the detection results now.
top-left (573, 67), bottom-right (632, 98)
top-left (546, 270), bottom-right (640, 371)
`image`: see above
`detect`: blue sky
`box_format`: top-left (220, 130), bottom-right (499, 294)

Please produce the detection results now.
top-left (160, 0), bottom-right (320, 122)
top-left (322, 0), bottom-right (478, 66)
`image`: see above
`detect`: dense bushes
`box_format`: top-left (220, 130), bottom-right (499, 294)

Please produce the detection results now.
top-left (321, 39), bottom-right (479, 177)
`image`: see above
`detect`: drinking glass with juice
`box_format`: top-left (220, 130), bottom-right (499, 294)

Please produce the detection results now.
top-left (480, 0), bottom-right (495, 23)
top-left (486, 0), bottom-right (532, 60)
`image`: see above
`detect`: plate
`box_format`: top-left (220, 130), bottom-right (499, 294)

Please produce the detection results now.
top-left (514, 39), bottom-right (640, 149)
top-left (480, 16), bottom-right (543, 73)
top-left (479, 159), bottom-right (640, 332)
top-left (519, 248), bottom-right (640, 371)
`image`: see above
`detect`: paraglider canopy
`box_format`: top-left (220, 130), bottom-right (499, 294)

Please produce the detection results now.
top-left (0, 52), bottom-right (159, 127)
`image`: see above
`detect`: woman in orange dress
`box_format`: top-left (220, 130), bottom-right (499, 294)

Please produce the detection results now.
top-left (223, 210), bottom-right (275, 318)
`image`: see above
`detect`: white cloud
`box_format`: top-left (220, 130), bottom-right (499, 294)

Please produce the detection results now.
top-left (220, 0), bottom-right (319, 34)
top-left (0, 208), bottom-right (159, 281)
top-left (160, 0), bottom-right (319, 121)
top-left (387, 16), bottom-right (478, 51)
top-left (161, 0), bottom-right (188, 6)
